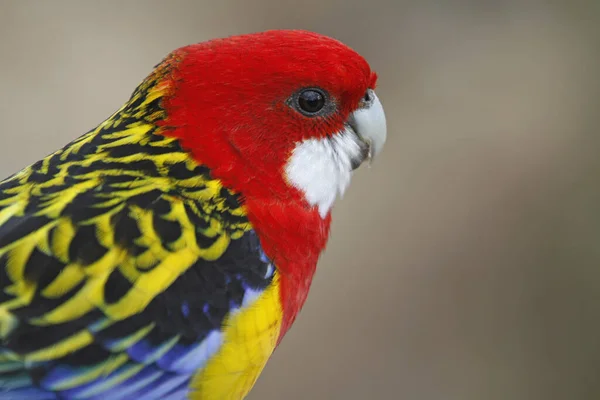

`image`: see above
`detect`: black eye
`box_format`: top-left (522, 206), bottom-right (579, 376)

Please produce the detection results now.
top-left (297, 89), bottom-right (326, 115)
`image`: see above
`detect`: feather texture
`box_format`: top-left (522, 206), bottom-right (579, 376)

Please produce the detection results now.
top-left (0, 57), bottom-right (281, 399)
top-left (0, 29), bottom-right (382, 399)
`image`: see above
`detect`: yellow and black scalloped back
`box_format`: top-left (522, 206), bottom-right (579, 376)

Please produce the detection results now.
top-left (0, 66), bottom-right (282, 400)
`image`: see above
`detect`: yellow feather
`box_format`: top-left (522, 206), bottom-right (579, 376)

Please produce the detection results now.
top-left (41, 263), bottom-right (85, 298)
top-left (0, 307), bottom-right (18, 339)
top-left (0, 201), bottom-right (24, 225)
top-left (25, 330), bottom-right (93, 362)
top-left (32, 271), bottom-right (108, 325)
top-left (189, 274), bottom-right (283, 400)
top-left (50, 219), bottom-right (77, 262)
top-left (102, 247), bottom-right (199, 320)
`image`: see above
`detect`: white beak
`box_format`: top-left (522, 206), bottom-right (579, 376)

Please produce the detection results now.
top-left (349, 89), bottom-right (387, 162)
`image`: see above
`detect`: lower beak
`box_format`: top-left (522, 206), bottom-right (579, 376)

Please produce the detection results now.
top-left (347, 89), bottom-right (387, 169)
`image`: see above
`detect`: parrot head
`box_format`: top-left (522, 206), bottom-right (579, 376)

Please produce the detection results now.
top-left (156, 29), bottom-right (387, 217)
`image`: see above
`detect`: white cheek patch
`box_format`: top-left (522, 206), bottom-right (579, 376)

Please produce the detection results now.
top-left (285, 128), bottom-right (363, 218)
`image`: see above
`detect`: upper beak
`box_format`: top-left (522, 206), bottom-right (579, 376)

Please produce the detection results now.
top-left (347, 89), bottom-right (387, 168)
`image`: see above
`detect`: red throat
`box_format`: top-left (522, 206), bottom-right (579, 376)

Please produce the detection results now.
top-left (244, 197), bottom-right (332, 342)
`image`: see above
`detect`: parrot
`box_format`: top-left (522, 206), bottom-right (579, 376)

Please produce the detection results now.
top-left (0, 29), bottom-right (386, 399)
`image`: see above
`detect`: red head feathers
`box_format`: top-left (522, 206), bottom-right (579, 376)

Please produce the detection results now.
top-left (156, 30), bottom-right (380, 205)
top-left (154, 29), bottom-right (387, 337)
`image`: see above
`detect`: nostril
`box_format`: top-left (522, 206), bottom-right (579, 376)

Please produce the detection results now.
top-left (363, 91), bottom-right (371, 102)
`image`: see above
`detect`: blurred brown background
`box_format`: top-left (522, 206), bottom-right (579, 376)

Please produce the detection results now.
top-left (1, 1), bottom-right (598, 399)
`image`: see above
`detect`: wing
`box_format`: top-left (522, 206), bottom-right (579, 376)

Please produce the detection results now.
top-left (0, 152), bottom-right (281, 399)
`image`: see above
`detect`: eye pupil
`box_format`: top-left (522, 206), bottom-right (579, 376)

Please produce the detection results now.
top-left (298, 89), bottom-right (325, 114)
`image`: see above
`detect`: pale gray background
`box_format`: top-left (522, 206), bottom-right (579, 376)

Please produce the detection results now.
top-left (1, 1), bottom-right (598, 399)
